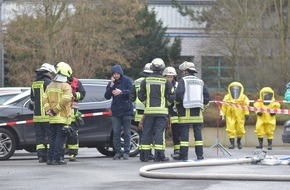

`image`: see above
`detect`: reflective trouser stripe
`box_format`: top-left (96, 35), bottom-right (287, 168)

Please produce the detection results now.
top-left (142, 144), bottom-right (151, 150)
top-left (180, 141), bottom-right (189, 147)
top-left (68, 144), bottom-right (79, 149)
top-left (195, 140), bottom-right (203, 146)
top-left (36, 144), bottom-right (46, 150)
top-left (154, 144), bottom-right (165, 150)
top-left (173, 145), bottom-right (180, 150)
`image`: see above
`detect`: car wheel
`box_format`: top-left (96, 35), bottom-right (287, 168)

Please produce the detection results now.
top-left (0, 128), bottom-right (17, 160)
top-left (121, 125), bottom-right (140, 157)
top-left (96, 146), bottom-right (115, 157)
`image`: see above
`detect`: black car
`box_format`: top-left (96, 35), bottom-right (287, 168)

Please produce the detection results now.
top-left (0, 79), bottom-right (140, 160)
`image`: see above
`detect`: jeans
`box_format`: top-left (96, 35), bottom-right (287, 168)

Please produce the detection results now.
top-left (112, 116), bottom-right (132, 154)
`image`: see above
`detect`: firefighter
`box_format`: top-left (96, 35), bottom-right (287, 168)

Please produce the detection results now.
top-left (220, 82), bottom-right (249, 149)
top-left (65, 72), bottom-right (86, 161)
top-left (30, 63), bottom-right (56, 163)
top-left (43, 62), bottom-right (73, 165)
top-left (254, 87), bottom-right (280, 150)
top-left (285, 82), bottom-right (290, 101)
top-left (162, 66), bottom-right (180, 160)
top-left (130, 63), bottom-right (154, 161)
top-left (138, 58), bottom-right (175, 162)
top-left (175, 61), bottom-right (210, 161)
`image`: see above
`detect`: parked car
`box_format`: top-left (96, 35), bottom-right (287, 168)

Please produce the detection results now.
top-left (0, 92), bottom-right (22, 105)
top-left (282, 120), bottom-right (290, 143)
top-left (0, 87), bottom-right (30, 94)
top-left (0, 79), bottom-right (140, 160)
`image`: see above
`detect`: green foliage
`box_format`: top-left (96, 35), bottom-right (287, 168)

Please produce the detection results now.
top-left (124, 4), bottom-right (181, 79)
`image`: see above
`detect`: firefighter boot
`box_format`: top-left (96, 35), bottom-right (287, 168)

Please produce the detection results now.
top-left (154, 150), bottom-right (169, 162)
top-left (229, 138), bottom-right (235, 149)
top-left (267, 139), bottom-right (272, 150)
top-left (237, 138), bottom-right (242, 149)
top-left (256, 138), bottom-right (263, 149)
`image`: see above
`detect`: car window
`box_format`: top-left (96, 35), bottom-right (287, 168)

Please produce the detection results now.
top-left (0, 94), bottom-right (19, 105)
top-left (81, 84), bottom-right (108, 103)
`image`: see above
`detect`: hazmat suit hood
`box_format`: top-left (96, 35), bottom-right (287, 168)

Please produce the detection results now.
top-left (111, 65), bottom-right (123, 76)
top-left (259, 87), bottom-right (274, 105)
top-left (228, 82), bottom-right (244, 100)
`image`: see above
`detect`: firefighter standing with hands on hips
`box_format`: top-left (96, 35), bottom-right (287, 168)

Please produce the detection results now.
top-left (254, 87), bottom-right (280, 150)
top-left (220, 82), bottom-right (249, 149)
top-left (130, 63), bottom-right (154, 161)
top-left (138, 58), bottom-right (175, 162)
top-left (175, 61), bottom-right (210, 161)
top-left (162, 66), bottom-right (180, 160)
top-left (43, 62), bottom-right (73, 165)
top-left (30, 63), bottom-right (56, 163)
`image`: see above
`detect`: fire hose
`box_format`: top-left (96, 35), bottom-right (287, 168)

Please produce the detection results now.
top-left (139, 150), bottom-right (290, 181)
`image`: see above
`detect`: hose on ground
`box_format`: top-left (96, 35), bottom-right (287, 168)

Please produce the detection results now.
top-left (139, 158), bottom-right (290, 181)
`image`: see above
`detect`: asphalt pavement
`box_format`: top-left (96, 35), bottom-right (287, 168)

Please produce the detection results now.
top-left (1, 146), bottom-right (290, 190)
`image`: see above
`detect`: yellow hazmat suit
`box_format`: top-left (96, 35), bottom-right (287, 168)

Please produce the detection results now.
top-left (220, 82), bottom-right (249, 149)
top-left (254, 87), bottom-right (280, 150)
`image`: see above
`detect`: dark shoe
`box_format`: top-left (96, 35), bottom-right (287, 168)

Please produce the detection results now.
top-left (141, 158), bottom-right (149, 162)
top-left (38, 157), bottom-right (47, 163)
top-left (46, 158), bottom-right (53, 165)
top-left (154, 157), bottom-right (169, 162)
top-left (197, 156), bottom-right (204, 160)
top-left (171, 153), bottom-right (181, 160)
top-left (51, 160), bottom-right (67, 165)
top-left (69, 155), bottom-right (76, 162)
top-left (237, 138), bottom-right (242, 149)
top-left (229, 138), bottom-right (235, 149)
top-left (123, 154), bottom-right (129, 160)
top-left (113, 153), bottom-right (121, 160)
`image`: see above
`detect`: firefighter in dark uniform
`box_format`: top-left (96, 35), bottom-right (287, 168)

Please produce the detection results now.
top-left (30, 63), bottom-right (56, 163)
top-left (175, 61), bottom-right (210, 161)
top-left (138, 58), bottom-right (175, 162)
top-left (65, 75), bottom-right (86, 161)
top-left (130, 63), bottom-right (153, 161)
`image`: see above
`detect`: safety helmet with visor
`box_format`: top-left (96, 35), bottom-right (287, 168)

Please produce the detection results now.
top-left (163, 66), bottom-right (177, 76)
top-left (143, 63), bottom-right (153, 73)
top-left (35, 63), bottom-right (56, 74)
top-left (178, 61), bottom-right (198, 73)
top-left (150, 58), bottom-right (165, 71)
top-left (56, 62), bottom-right (72, 78)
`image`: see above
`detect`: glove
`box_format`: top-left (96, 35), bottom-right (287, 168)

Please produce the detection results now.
top-left (270, 113), bottom-right (276, 116)
top-left (138, 115), bottom-right (144, 131)
top-left (219, 116), bottom-right (225, 128)
top-left (28, 102), bottom-right (34, 111)
top-left (62, 126), bottom-right (74, 137)
top-left (245, 115), bottom-right (249, 121)
top-left (75, 111), bottom-right (84, 127)
top-left (257, 112), bottom-right (263, 116)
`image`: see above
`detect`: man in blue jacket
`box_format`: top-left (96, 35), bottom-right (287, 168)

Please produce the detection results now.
top-left (104, 65), bottom-right (134, 160)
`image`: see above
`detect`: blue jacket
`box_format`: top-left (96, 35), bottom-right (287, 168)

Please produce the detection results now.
top-left (104, 65), bottom-right (134, 117)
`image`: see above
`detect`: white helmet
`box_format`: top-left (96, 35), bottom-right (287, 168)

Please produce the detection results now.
top-left (35, 63), bottom-right (56, 74)
top-left (150, 58), bottom-right (165, 71)
top-left (163, 66), bottom-right (177, 76)
top-left (179, 61), bottom-right (197, 73)
top-left (143, 63), bottom-right (153, 73)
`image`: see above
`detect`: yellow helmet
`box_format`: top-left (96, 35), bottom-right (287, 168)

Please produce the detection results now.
top-left (163, 66), bottom-right (177, 76)
top-left (56, 62), bottom-right (72, 77)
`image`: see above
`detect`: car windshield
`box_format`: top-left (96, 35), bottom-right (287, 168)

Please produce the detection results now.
top-left (2, 90), bottom-right (31, 106)
top-left (0, 93), bottom-right (20, 105)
